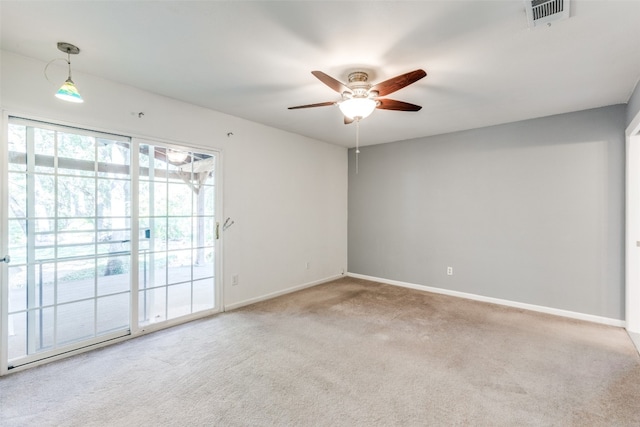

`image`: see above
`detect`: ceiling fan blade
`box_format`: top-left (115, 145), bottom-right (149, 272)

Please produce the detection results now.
top-left (376, 98), bottom-right (422, 111)
top-left (312, 71), bottom-right (350, 94)
top-left (288, 101), bottom-right (336, 110)
top-left (371, 69), bottom-right (427, 97)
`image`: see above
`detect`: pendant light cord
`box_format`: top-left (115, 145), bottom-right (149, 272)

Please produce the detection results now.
top-left (355, 117), bottom-right (360, 174)
top-left (43, 55), bottom-right (71, 85)
top-left (67, 51), bottom-right (72, 80)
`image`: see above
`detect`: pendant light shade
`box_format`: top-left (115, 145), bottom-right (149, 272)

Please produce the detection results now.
top-left (56, 78), bottom-right (83, 103)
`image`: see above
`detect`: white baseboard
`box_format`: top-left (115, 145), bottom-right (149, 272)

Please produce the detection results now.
top-left (224, 274), bottom-right (345, 312)
top-left (347, 273), bottom-right (626, 328)
top-left (628, 331), bottom-right (640, 354)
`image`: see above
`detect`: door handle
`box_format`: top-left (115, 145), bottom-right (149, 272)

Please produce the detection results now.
top-left (1, 255), bottom-right (10, 264)
top-left (216, 222), bottom-right (220, 240)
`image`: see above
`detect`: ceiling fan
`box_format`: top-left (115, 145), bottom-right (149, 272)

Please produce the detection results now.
top-left (288, 69), bottom-right (427, 124)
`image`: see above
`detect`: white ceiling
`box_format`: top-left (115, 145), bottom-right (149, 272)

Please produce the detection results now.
top-left (2, 1), bottom-right (640, 148)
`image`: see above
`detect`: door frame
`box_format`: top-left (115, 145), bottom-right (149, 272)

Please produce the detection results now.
top-left (625, 109), bottom-right (640, 334)
top-left (0, 111), bottom-right (225, 375)
top-left (1, 110), bottom-right (9, 375)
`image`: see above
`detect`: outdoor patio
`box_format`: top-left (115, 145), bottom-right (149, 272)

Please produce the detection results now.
top-left (7, 262), bottom-right (215, 362)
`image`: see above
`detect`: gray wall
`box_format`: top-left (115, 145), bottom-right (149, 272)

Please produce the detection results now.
top-left (348, 105), bottom-right (626, 319)
top-left (628, 81), bottom-right (640, 128)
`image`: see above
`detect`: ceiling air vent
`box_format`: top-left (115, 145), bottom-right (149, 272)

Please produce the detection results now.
top-left (525, 0), bottom-right (570, 28)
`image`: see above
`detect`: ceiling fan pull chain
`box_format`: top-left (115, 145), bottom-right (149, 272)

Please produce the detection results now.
top-left (355, 118), bottom-right (360, 174)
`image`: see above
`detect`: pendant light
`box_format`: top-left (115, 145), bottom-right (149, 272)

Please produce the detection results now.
top-left (55, 42), bottom-right (83, 103)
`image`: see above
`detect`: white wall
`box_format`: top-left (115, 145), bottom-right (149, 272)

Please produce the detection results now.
top-left (627, 80), bottom-right (640, 128)
top-left (1, 51), bottom-right (348, 309)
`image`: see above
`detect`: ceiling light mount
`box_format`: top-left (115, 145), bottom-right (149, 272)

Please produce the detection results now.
top-left (57, 42), bottom-right (80, 55)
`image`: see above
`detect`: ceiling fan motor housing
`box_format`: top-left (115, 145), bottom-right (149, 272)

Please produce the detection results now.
top-left (348, 71), bottom-right (369, 83)
top-left (347, 71), bottom-right (374, 99)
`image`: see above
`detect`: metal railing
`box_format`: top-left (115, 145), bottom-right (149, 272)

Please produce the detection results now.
top-left (31, 249), bottom-right (133, 350)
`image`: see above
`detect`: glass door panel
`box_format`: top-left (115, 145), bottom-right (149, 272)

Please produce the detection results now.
top-left (6, 119), bottom-right (132, 365)
top-left (138, 145), bottom-right (217, 327)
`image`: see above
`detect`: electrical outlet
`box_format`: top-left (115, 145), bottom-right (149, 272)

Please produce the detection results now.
top-left (447, 267), bottom-right (453, 276)
top-left (232, 275), bottom-right (239, 286)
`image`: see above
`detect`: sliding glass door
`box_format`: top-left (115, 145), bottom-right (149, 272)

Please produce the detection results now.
top-left (2, 118), bottom-right (221, 371)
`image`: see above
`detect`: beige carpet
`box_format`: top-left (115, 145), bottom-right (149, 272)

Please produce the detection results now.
top-left (1, 277), bottom-right (639, 426)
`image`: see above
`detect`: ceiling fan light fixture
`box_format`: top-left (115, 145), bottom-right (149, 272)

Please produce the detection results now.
top-left (339, 97), bottom-right (377, 120)
top-left (167, 149), bottom-right (188, 163)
